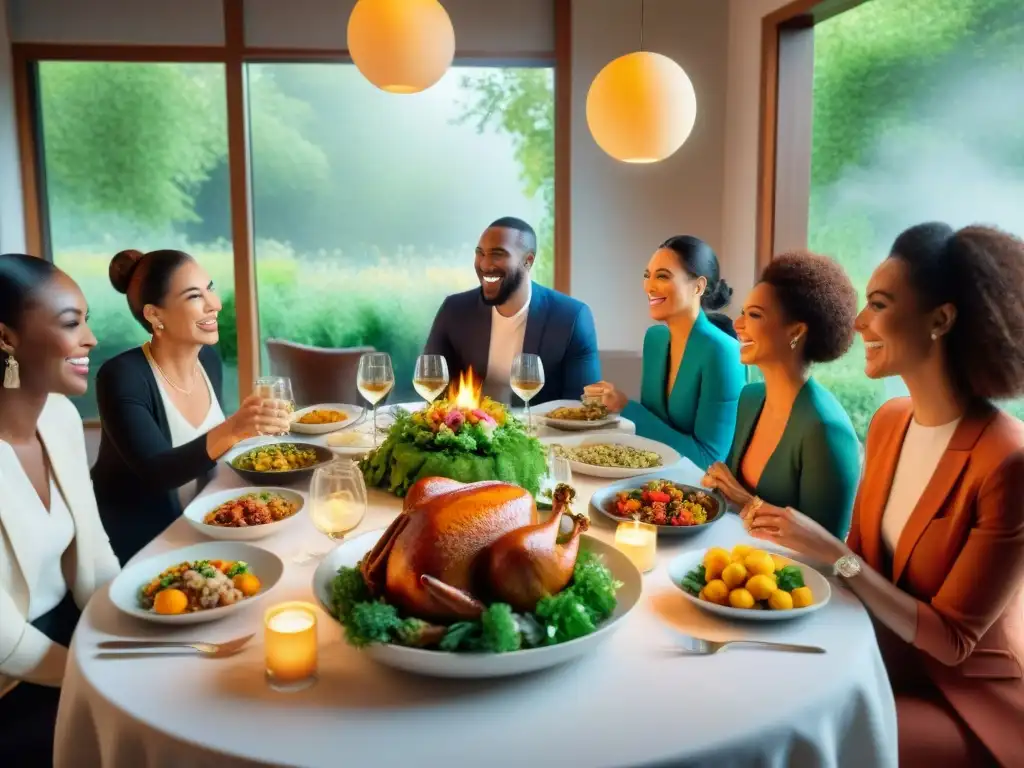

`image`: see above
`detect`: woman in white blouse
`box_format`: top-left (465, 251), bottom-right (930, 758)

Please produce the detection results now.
top-left (0, 253), bottom-right (121, 763)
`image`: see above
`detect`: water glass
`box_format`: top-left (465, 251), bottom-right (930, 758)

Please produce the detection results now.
top-left (253, 376), bottom-right (293, 436)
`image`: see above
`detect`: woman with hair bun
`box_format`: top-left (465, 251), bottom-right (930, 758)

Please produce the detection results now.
top-left (92, 249), bottom-right (290, 562)
top-left (702, 251), bottom-right (861, 539)
top-left (743, 222), bottom-right (1024, 766)
top-left (585, 235), bottom-right (744, 469)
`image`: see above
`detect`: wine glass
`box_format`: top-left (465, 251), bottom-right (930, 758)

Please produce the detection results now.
top-left (357, 353), bottom-right (394, 447)
top-left (294, 460), bottom-right (368, 565)
top-left (510, 353), bottom-right (545, 433)
top-left (253, 376), bottom-right (293, 436)
top-left (413, 355), bottom-right (449, 404)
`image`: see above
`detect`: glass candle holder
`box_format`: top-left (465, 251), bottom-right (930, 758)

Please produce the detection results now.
top-left (264, 602), bottom-right (318, 692)
top-left (614, 519), bottom-right (657, 573)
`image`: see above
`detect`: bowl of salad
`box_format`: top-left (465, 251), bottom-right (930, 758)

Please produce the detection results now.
top-left (589, 471), bottom-right (727, 535)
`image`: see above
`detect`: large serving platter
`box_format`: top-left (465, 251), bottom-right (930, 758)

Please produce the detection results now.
top-left (542, 433), bottom-right (680, 479)
top-left (312, 529), bottom-right (642, 679)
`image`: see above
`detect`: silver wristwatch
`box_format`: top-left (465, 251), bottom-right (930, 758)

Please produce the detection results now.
top-left (833, 554), bottom-right (862, 579)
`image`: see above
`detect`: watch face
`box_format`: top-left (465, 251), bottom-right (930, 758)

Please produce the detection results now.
top-left (837, 555), bottom-right (861, 578)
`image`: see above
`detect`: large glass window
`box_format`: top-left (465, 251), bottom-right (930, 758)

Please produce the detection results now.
top-left (246, 64), bottom-right (555, 401)
top-left (36, 62), bottom-right (238, 418)
top-left (807, 0), bottom-right (1024, 438)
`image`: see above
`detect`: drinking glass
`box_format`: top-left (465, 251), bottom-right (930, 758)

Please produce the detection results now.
top-left (294, 460), bottom-right (368, 565)
top-left (510, 353), bottom-right (545, 433)
top-left (413, 355), bottom-right (449, 404)
top-left (356, 353), bottom-right (395, 447)
top-left (253, 376), bottom-right (293, 436)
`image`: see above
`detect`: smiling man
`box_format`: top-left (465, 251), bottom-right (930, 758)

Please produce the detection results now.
top-left (423, 217), bottom-right (600, 404)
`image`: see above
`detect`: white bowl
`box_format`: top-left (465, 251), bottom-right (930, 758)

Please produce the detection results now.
top-left (666, 548), bottom-right (831, 621)
top-left (533, 399), bottom-right (621, 431)
top-left (325, 429), bottom-right (375, 458)
top-left (290, 403), bottom-right (363, 435)
top-left (542, 434), bottom-right (681, 479)
top-left (182, 487), bottom-right (306, 541)
top-left (312, 529), bottom-right (642, 678)
top-left (109, 542), bottom-right (284, 625)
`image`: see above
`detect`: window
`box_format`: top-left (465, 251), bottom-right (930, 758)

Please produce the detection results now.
top-left (246, 63), bottom-right (555, 401)
top-left (807, 0), bottom-right (1024, 438)
top-left (35, 61), bottom-right (238, 418)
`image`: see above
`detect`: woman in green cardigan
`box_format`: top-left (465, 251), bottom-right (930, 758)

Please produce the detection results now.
top-left (584, 236), bottom-right (744, 470)
top-left (702, 251), bottom-right (861, 539)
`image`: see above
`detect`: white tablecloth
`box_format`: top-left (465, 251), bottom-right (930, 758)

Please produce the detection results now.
top-left (56, 425), bottom-right (896, 768)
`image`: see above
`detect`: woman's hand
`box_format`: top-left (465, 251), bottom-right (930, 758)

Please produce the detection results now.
top-left (582, 381), bottom-right (629, 413)
top-left (745, 502), bottom-right (847, 564)
top-left (225, 394), bottom-right (292, 441)
top-left (701, 462), bottom-right (754, 508)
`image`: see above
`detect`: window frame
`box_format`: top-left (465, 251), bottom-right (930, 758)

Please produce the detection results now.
top-left (10, 0), bottom-right (571, 424)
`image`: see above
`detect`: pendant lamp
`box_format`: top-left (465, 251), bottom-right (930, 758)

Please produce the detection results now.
top-left (586, 0), bottom-right (697, 163)
top-left (347, 0), bottom-right (455, 94)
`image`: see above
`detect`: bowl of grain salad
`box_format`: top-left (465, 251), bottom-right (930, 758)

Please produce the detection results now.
top-left (542, 434), bottom-right (681, 479)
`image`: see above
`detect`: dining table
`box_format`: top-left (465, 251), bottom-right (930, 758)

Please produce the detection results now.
top-left (55, 406), bottom-right (898, 768)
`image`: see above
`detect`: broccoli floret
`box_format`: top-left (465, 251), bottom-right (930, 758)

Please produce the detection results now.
top-left (480, 603), bottom-right (522, 653)
top-left (330, 566), bottom-right (370, 619)
top-left (343, 601), bottom-right (401, 647)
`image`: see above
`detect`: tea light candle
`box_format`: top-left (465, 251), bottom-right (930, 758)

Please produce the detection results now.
top-left (264, 602), bottom-right (318, 692)
top-left (614, 519), bottom-right (657, 573)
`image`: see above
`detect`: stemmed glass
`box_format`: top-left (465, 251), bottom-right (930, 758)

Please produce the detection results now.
top-left (294, 460), bottom-right (368, 565)
top-left (510, 353), bottom-right (545, 434)
top-left (253, 376), bottom-right (294, 436)
top-left (357, 353), bottom-right (394, 447)
top-left (413, 355), bottom-right (449, 404)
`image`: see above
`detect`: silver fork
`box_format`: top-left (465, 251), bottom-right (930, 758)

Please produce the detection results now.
top-left (97, 634), bottom-right (255, 658)
top-left (665, 636), bottom-right (826, 655)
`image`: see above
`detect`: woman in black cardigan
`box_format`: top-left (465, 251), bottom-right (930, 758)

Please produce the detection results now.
top-left (92, 249), bottom-right (289, 562)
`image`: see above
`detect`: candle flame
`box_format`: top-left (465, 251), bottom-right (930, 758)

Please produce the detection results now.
top-left (449, 367), bottom-right (483, 410)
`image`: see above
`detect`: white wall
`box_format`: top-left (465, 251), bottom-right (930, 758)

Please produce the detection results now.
top-left (721, 0), bottom-right (793, 298)
top-left (0, 0), bottom-right (25, 253)
top-left (570, 0), bottom-right (729, 351)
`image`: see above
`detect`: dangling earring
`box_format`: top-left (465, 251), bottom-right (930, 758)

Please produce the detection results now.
top-left (3, 355), bottom-right (20, 389)
top-left (790, 336), bottom-right (799, 350)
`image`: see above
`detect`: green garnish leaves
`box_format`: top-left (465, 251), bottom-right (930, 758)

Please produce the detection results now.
top-left (480, 603), bottom-right (522, 653)
top-left (775, 565), bottom-right (805, 592)
top-left (345, 601), bottom-right (402, 647)
top-left (680, 564), bottom-right (706, 596)
top-left (225, 561), bottom-right (250, 578)
top-left (440, 621), bottom-right (482, 652)
top-left (330, 566), bottom-right (370, 618)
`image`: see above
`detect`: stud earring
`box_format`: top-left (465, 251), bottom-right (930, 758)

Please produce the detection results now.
top-left (930, 332), bottom-right (938, 341)
top-left (3, 355), bottom-right (20, 389)
top-left (156, 323), bottom-right (165, 331)
top-left (790, 337), bottom-right (799, 350)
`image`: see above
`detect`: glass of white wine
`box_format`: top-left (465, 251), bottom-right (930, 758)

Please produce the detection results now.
top-left (510, 353), bottom-right (545, 434)
top-left (357, 352), bottom-right (394, 447)
top-left (253, 376), bottom-right (293, 436)
top-left (295, 460), bottom-right (368, 565)
top-left (413, 354), bottom-right (449, 404)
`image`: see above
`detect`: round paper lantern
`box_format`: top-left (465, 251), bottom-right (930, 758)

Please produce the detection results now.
top-left (586, 51), bottom-right (697, 163)
top-left (347, 0), bottom-right (455, 94)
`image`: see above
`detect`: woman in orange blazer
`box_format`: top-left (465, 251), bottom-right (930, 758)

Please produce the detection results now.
top-left (741, 222), bottom-right (1024, 767)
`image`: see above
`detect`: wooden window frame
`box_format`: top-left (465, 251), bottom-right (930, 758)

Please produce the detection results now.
top-left (756, 0), bottom-right (871, 271)
top-left (9, 0), bottom-right (571, 425)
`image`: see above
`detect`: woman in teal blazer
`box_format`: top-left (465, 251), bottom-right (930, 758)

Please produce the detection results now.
top-left (585, 236), bottom-right (745, 470)
top-left (703, 251), bottom-right (861, 538)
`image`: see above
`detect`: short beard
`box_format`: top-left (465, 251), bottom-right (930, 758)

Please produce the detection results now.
top-left (479, 268), bottom-right (526, 307)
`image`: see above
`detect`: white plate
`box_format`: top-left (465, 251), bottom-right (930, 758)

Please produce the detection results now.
top-left (290, 403), bottom-right (363, 434)
top-left (109, 542), bottom-right (284, 625)
top-left (542, 434), bottom-right (681, 479)
top-left (666, 548), bottom-right (831, 621)
top-left (533, 399), bottom-right (622, 431)
top-left (182, 487), bottom-right (306, 541)
top-left (312, 529), bottom-right (642, 678)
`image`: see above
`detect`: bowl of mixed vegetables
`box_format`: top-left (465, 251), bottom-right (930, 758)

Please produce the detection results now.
top-left (312, 529), bottom-right (643, 678)
top-left (590, 474), bottom-right (727, 535)
top-left (225, 440), bottom-right (335, 485)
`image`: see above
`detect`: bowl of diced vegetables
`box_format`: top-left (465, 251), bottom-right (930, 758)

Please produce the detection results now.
top-left (589, 472), bottom-right (727, 535)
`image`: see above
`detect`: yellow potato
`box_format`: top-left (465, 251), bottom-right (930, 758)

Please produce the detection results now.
top-left (768, 590), bottom-right (794, 610)
top-left (728, 588), bottom-right (756, 609)
top-left (731, 543), bottom-right (753, 562)
top-left (770, 553), bottom-right (789, 571)
top-left (745, 550), bottom-right (776, 577)
top-left (746, 573), bottom-right (778, 601)
top-left (703, 548), bottom-right (732, 581)
top-left (791, 586), bottom-right (814, 608)
top-left (704, 579), bottom-right (730, 605)
top-left (722, 562), bottom-right (749, 589)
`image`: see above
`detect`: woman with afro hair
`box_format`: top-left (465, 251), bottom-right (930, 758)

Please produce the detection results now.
top-left (702, 250), bottom-right (861, 538)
